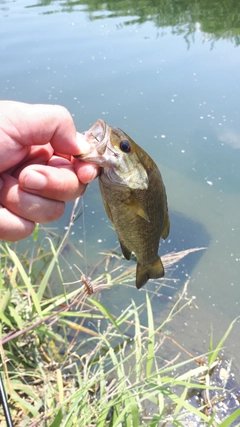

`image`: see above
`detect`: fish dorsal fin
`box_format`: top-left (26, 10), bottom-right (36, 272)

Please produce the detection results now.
top-left (124, 196), bottom-right (150, 222)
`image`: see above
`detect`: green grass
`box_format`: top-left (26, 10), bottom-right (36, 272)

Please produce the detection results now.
top-left (0, 222), bottom-right (239, 426)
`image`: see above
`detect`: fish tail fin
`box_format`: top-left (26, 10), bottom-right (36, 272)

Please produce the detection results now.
top-left (136, 257), bottom-right (164, 289)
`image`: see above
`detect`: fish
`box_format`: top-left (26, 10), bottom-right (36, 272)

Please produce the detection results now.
top-left (75, 119), bottom-right (170, 289)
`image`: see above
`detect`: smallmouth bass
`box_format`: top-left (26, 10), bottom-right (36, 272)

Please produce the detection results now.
top-left (76, 119), bottom-right (170, 289)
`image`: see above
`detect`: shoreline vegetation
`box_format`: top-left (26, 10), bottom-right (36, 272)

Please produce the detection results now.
top-left (0, 203), bottom-right (240, 425)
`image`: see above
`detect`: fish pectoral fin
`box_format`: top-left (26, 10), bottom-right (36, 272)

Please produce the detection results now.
top-left (136, 257), bottom-right (164, 289)
top-left (124, 197), bottom-right (150, 222)
top-left (119, 240), bottom-right (131, 260)
top-left (161, 212), bottom-right (170, 240)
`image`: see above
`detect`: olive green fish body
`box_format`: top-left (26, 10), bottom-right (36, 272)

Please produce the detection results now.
top-left (99, 159), bottom-right (169, 288)
top-left (76, 119), bottom-right (170, 289)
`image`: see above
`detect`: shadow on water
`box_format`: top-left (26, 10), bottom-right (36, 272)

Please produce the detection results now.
top-left (162, 210), bottom-right (210, 291)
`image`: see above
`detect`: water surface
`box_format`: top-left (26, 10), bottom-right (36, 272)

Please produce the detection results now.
top-left (1, 0), bottom-right (240, 368)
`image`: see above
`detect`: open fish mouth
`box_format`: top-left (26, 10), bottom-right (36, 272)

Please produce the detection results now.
top-left (85, 119), bottom-right (108, 156)
top-left (87, 134), bottom-right (120, 158)
top-left (75, 119), bottom-right (120, 165)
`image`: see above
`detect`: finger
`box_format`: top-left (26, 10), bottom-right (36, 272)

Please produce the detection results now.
top-left (1, 101), bottom-right (78, 152)
top-left (0, 103), bottom-right (86, 172)
top-left (74, 160), bottom-right (100, 184)
top-left (10, 144), bottom-right (54, 177)
top-left (0, 173), bottom-right (65, 223)
top-left (75, 131), bottom-right (97, 156)
top-left (19, 162), bottom-right (87, 201)
top-left (0, 206), bottom-right (35, 241)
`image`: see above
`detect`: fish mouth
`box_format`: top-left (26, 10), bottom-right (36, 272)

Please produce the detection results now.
top-left (74, 119), bottom-right (107, 162)
top-left (76, 147), bottom-right (119, 166)
top-left (90, 120), bottom-right (107, 156)
top-left (74, 119), bottom-right (119, 166)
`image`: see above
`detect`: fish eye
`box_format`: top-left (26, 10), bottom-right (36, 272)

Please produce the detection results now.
top-left (120, 140), bottom-right (131, 153)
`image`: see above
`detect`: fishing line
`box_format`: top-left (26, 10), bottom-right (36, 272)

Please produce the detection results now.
top-left (59, 196), bottom-right (88, 282)
top-left (80, 195), bottom-right (89, 278)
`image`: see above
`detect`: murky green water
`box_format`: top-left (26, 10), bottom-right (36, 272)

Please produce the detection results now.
top-left (1, 0), bottom-right (240, 367)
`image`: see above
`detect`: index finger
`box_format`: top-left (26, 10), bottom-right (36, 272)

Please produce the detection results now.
top-left (0, 101), bottom-right (81, 155)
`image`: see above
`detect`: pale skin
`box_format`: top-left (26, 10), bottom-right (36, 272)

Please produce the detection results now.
top-left (0, 101), bottom-right (99, 241)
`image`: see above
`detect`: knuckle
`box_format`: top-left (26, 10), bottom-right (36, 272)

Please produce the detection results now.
top-left (54, 105), bottom-right (73, 125)
top-left (43, 201), bottom-right (65, 222)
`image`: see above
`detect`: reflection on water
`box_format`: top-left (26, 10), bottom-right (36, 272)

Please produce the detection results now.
top-left (1, 0), bottom-right (240, 368)
top-left (15, 0), bottom-right (240, 47)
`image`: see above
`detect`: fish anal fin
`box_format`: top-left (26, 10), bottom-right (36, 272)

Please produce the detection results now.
top-left (124, 197), bottom-right (150, 222)
top-left (161, 212), bottom-right (170, 240)
top-left (136, 257), bottom-right (164, 289)
top-left (119, 239), bottom-right (131, 260)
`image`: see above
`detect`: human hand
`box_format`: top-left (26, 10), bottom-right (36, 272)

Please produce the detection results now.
top-left (0, 101), bottom-right (99, 241)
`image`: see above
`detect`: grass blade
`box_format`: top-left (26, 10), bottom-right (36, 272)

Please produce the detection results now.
top-left (6, 245), bottom-right (42, 317)
top-left (146, 292), bottom-right (154, 377)
top-left (37, 237), bottom-right (64, 301)
top-left (89, 298), bottom-right (124, 338)
top-left (218, 407), bottom-right (240, 427)
top-left (209, 316), bottom-right (240, 366)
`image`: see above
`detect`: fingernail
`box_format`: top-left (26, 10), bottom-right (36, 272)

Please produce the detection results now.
top-left (23, 170), bottom-right (47, 190)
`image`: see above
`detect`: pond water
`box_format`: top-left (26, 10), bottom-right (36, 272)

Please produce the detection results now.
top-left (1, 0), bottom-right (240, 373)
